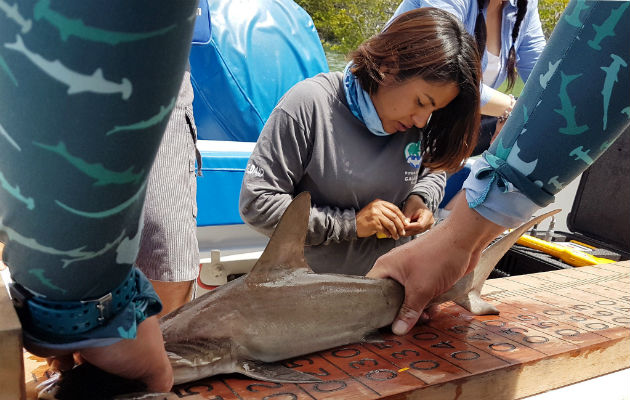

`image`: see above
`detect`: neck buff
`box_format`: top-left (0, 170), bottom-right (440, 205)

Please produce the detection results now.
top-left (343, 62), bottom-right (390, 136)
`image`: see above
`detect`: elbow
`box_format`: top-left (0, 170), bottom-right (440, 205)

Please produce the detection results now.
top-left (238, 190), bottom-right (277, 238)
top-left (238, 193), bottom-right (257, 227)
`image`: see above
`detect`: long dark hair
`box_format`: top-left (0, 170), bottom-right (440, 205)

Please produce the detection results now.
top-left (475, 0), bottom-right (528, 90)
top-left (348, 7), bottom-right (482, 172)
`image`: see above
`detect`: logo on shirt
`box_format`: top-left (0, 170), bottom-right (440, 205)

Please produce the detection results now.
top-left (245, 163), bottom-right (264, 177)
top-left (404, 141), bottom-right (422, 168)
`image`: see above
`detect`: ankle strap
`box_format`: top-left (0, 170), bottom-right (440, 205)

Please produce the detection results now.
top-left (9, 268), bottom-right (137, 338)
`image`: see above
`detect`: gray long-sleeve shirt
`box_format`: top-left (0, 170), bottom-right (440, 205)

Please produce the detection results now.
top-left (239, 72), bottom-right (446, 275)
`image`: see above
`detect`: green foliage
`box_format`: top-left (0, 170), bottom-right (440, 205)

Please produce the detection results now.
top-left (296, 0), bottom-right (568, 54)
top-left (538, 0), bottom-right (570, 38)
top-left (497, 75), bottom-right (525, 96)
top-left (295, 0), bottom-right (398, 54)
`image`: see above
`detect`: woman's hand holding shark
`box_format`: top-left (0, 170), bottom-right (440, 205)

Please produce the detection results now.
top-left (367, 193), bottom-right (504, 335)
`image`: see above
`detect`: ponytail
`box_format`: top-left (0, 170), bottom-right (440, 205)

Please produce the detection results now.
top-left (473, 0), bottom-right (487, 56)
top-left (506, 0), bottom-right (528, 90)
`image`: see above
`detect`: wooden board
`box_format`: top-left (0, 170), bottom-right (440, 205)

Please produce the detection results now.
top-left (0, 260), bottom-right (25, 400)
top-left (23, 261), bottom-right (630, 399)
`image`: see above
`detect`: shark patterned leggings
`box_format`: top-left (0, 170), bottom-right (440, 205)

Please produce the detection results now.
top-left (0, 0), bottom-right (197, 344)
top-left (480, 0), bottom-right (629, 208)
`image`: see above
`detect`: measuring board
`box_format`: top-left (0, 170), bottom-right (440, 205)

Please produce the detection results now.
top-left (24, 261), bottom-right (630, 400)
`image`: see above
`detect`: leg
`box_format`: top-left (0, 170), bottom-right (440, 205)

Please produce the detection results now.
top-left (135, 71), bottom-right (200, 317)
top-left (150, 280), bottom-right (194, 317)
top-left (0, 0), bottom-right (196, 359)
top-left (488, 1), bottom-right (629, 203)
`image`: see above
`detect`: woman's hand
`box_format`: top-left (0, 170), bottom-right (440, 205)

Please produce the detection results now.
top-left (356, 199), bottom-right (408, 240)
top-left (492, 94), bottom-right (516, 140)
top-left (401, 194), bottom-right (435, 236)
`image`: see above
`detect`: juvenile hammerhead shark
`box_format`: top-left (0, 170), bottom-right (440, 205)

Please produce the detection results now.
top-left (44, 192), bottom-right (557, 399)
top-left (162, 192), bottom-right (558, 384)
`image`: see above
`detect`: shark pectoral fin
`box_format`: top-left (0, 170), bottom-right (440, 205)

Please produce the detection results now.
top-left (454, 290), bottom-right (499, 315)
top-left (112, 392), bottom-right (175, 399)
top-left (35, 373), bottom-right (61, 400)
top-left (362, 330), bottom-right (387, 343)
top-left (237, 360), bottom-right (322, 383)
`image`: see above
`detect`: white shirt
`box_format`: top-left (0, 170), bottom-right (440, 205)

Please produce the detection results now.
top-left (483, 50), bottom-right (501, 85)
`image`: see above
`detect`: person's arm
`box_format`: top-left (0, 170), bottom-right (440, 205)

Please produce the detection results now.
top-left (239, 106), bottom-right (309, 238)
top-left (239, 106), bottom-right (309, 236)
top-left (239, 98), bottom-right (358, 247)
top-left (389, 0), bottom-right (469, 28)
top-left (480, 85), bottom-right (516, 117)
top-left (408, 167), bottom-right (446, 214)
top-left (402, 167), bottom-right (446, 235)
top-left (391, 0), bottom-right (426, 21)
top-left (367, 192), bottom-right (504, 335)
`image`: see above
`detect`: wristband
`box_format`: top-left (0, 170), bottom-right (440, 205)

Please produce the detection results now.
top-left (497, 94), bottom-right (516, 123)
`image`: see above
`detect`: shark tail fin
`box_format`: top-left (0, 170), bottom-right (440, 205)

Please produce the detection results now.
top-left (473, 209), bottom-right (561, 290)
top-left (246, 192), bottom-right (312, 283)
top-left (453, 209), bottom-right (560, 315)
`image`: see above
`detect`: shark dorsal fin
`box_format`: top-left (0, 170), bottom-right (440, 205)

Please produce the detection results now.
top-left (245, 192), bottom-right (312, 283)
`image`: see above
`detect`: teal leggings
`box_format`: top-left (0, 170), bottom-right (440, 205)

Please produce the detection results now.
top-left (483, 0), bottom-right (629, 207)
top-left (0, 1), bottom-right (197, 301)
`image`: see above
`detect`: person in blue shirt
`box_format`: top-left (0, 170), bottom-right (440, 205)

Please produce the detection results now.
top-left (390, 0), bottom-right (546, 153)
top-left (370, 0), bottom-right (629, 335)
